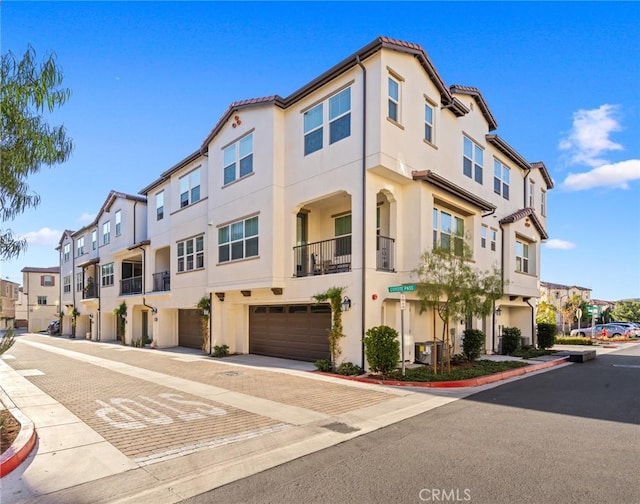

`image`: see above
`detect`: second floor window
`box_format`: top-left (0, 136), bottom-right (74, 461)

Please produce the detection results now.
top-left (63, 243), bottom-right (70, 262)
top-left (177, 236), bottom-right (204, 272)
top-left (101, 263), bottom-right (114, 287)
top-left (92, 230), bottom-right (97, 250)
top-left (224, 133), bottom-right (253, 185)
top-left (76, 273), bottom-right (83, 292)
top-left (115, 210), bottom-right (122, 236)
top-left (77, 236), bottom-right (85, 256)
top-left (516, 240), bottom-right (530, 274)
top-left (433, 208), bottom-right (465, 256)
top-left (41, 275), bottom-right (55, 286)
top-left (481, 225), bottom-right (487, 248)
top-left (303, 87), bottom-right (351, 156)
top-left (156, 190), bottom-right (164, 220)
top-left (388, 77), bottom-right (400, 122)
top-left (494, 159), bottom-right (510, 200)
top-left (63, 275), bottom-right (71, 293)
top-left (103, 221), bottom-right (110, 244)
top-left (218, 216), bottom-right (259, 263)
top-left (304, 103), bottom-right (323, 155)
top-left (463, 137), bottom-right (483, 184)
top-left (424, 103), bottom-right (434, 143)
top-left (180, 168), bottom-right (201, 208)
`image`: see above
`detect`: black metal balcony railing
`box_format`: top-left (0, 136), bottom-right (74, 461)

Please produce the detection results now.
top-left (120, 276), bottom-right (142, 295)
top-left (82, 280), bottom-right (97, 299)
top-left (376, 235), bottom-right (395, 272)
top-left (152, 271), bottom-right (171, 292)
top-left (294, 237), bottom-right (352, 277)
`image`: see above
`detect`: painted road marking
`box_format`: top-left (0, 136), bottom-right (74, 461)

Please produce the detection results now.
top-left (96, 393), bottom-right (227, 430)
top-left (612, 364), bottom-right (640, 369)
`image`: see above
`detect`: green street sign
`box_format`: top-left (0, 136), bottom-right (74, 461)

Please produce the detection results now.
top-left (388, 284), bottom-right (416, 293)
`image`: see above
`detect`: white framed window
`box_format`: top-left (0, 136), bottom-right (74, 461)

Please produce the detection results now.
top-left (481, 225), bottom-right (488, 248)
top-left (77, 236), bottom-right (85, 256)
top-left (101, 263), bottom-right (114, 287)
top-left (156, 190), bottom-right (164, 220)
top-left (115, 210), bottom-right (122, 236)
top-left (490, 229), bottom-right (497, 252)
top-left (63, 275), bottom-right (71, 293)
top-left (37, 296), bottom-right (47, 305)
top-left (303, 103), bottom-right (323, 155)
top-left (76, 273), bottom-right (83, 292)
top-left (303, 87), bottom-right (351, 156)
top-left (329, 88), bottom-right (351, 144)
top-left (41, 275), bottom-right (55, 286)
top-left (179, 168), bottom-right (201, 208)
top-left (424, 103), bottom-right (434, 143)
top-left (334, 214), bottom-right (352, 256)
top-left (63, 243), bottom-right (70, 262)
top-left (464, 136), bottom-right (483, 184)
top-left (177, 235), bottom-right (204, 272)
top-left (516, 240), bottom-right (530, 273)
top-left (92, 230), bottom-right (97, 250)
top-left (493, 159), bottom-right (510, 200)
top-left (541, 190), bottom-right (546, 217)
top-left (223, 133), bottom-right (253, 185)
top-left (388, 77), bottom-right (400, 122)
top-left (218, 216), bottom-right (259, 263)
top-left (528, 180), bottom-right (535, 207)
top-left (102, 221), bottom-right (110, 245)
top-left (433, 207), bottom-right (465, 255)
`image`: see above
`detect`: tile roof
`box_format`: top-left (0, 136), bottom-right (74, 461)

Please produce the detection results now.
top-left (486, 134), bottom-right (530, 171)
top-left (20, 266), bottom-right (60, 273)
top-left (412, 170), bottom-right (496, 212)
top-left (500, 207), bottom-right (548, 240)
top-left (530, 161), bottom-right (554, 189)
top-left (450, 85), bottom-right (498, 131)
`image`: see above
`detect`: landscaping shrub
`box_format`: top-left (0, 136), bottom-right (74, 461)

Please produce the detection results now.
top-left (555, 336), bottom-right (593, 345)
top-left (314, 359), bottom-right (331, 372)
top-left (212, 344), bottom-right (229, 357)
top-left (512, 347), bottom-right (552, 359)
top-left (363, 325), bottom-right (400, 377)
top-left (501, 326), bottom-right (521, 355)
top-left (336, 362), bottom-right (363, 376)
top-left (389, 360), bottom-right (528, 382)
top-left (537, 323), bottom-right (557, 350)
top-left (462, 328), bottom-right (485, 361)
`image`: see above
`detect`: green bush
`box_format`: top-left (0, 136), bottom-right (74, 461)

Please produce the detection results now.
top-left (336, 362), bottom-right (363, 376)
top-left (389, 360), bottom-right (528, 382)
top-left (314, 359), bottom-right (331, 372)
top-left (555, 337), bottom-right (594, 346)
top-left (462, 328), bottom-right (485, 361)
top-left (501, 326), bottom-right (522, 355)
top-left (363, 325), bottom-right (400, 377)
top-left (511, 347), bottom-right (552, 359)
top-left (212, 344), bottom-right (229, 357)
top-left (537, 323), bottom-right (557, 350)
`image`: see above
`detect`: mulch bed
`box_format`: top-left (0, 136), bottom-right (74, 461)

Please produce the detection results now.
top-left (1, 409), bottom-right (20, 454)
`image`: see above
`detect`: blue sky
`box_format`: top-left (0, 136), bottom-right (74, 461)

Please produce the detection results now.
top-left (2, 1), bottom-right (639, 301)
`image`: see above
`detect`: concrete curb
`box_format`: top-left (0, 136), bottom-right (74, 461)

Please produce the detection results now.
top-left (316, 357), bottom-right (571, 388)
top-left (0, 388), bottom-right (38, 478)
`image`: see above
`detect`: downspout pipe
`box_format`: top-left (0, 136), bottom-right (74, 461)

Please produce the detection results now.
top-left (496, 222), bottom-right (506, 353)
top-left (523, 167), bottom-right (531, 208)
top-left (356, 55), bottom-right (367, 369)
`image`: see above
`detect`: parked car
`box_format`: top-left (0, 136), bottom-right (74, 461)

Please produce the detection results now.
top-left (47, 320), bottom-right (60, 335)
top-left (610, 322), bottom-right (640, 337)
top-left (570, 323), bottom-right (631, 338)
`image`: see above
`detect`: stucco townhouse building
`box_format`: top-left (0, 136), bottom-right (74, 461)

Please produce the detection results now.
top-left (57, 36), bottom-right (553, 367)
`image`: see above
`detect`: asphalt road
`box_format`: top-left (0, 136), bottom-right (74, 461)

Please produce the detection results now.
top-left (185, 345), bottom-right (640, 504)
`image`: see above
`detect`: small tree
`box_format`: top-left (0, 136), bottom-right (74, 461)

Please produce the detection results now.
top-left (537, 323), bottom-right (557, 350)
top-left (313, 286), bottom-right (346, 371)
top-left (462, 328), bottom-right (485, 361)
top-left (363, 325), bottom-right (400, 377)
top-left (0, 329), bottom-right (15, 356)
top-left (414, 240), bottom-right (503, 372)
top-left (113, 302), bottom-right (127, 344)
top-left (501, 326), bottom-right (522, 355)
top-left (69, 306), bottom-right (79, 338)
top-left (536, 300), bottom-right (557, 325)
top-left (196, 295), bottom-right (211, 354)
top-left (558, 294), bottom-right (583, 334)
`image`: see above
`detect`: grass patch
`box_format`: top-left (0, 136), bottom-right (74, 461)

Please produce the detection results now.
top-left (511, 348), bottom-right (554, 359)
top-left (555, 337), bottom-right (594, 346)
top-left (385, 360), bottom-right (528, 382)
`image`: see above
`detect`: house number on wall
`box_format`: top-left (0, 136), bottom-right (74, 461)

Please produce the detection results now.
top-left (95, 393), bottom-right (227, 430)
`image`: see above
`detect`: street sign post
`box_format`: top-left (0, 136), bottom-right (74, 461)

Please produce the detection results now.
top-left (400, 294), bottom-right (406, 376)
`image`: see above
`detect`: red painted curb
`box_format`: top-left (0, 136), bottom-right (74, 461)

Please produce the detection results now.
top-left (314, 357), bottom-right (570, 388)
top-left (0, 407), bottom-right (38, 478)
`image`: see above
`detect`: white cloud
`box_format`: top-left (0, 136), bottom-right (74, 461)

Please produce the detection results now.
top-left (544, 239), bottom-right (576, 250)
top-left (559, 104), bottom-right (623, 167)
top-left (20, 227), bottom-right (62, 246)
top-left (561, 159), bottom-right (640, 191)
top-left (78, 212), bottom-right (96, 224)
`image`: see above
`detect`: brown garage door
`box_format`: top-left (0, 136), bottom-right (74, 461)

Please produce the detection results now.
top-left (179, 309), bottom-right (202, 349)
top-left (249, 304), bottom-right (331, 362)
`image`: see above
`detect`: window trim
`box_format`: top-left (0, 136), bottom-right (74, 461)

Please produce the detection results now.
top-left (217, 215), bottom-right (260, 264)
top-left (463, 136), bottom-right (484, 184)
top-left (516, 239), bottom-right (530, 274)
top-left (101, 262), bottom-right (114, 287)
top-left (102, 221), bottom-right (111, 245)
top-left (387, 75), bottom-right (401, 124)
top-left (433, 207), bottom-right (466, 256)
top-left (63, 275), bottom-right (71, 293)
top-left (481, 225), bottom-right (488, 249)
top-left (179, 167), bottom-right (201, 208)
top-left (63, 243), bottom-right (70, 262)
top-left (493, 158), bottom-right (510, 200)
top-left (156, 190), bottom-right (164, 221)
top-left (223, 132), bottom-right (254, 185)
top-left (528, 179), bottom-right (535, 208)
top-left (115, 210), bottom-right (122, 236)
top-left (77, 236), bottom-right (85, 257)
top-left (92, 230), bottom-right (97, 250)
top-left (176, 235), bottom-right (205, 273)
top-left (303, 85), bottom-right (352, 156)
top-left (424, 101), bottom-right (435, 144)
top-left (37, 296), bottom-right (47, 306)
top-left (76, 272), bottom-right (83, 292)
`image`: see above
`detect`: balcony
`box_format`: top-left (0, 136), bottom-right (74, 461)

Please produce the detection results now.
top-left (82, 277), bottom-right (98, 299)
top-left (120, 276), bottom-right (142, 295)
top-left (376, 235), bottom-right (395, 272)
top-left (294, 237), bottom-right (352, 277)
top-left (152, 271), bottom-right (170, 292)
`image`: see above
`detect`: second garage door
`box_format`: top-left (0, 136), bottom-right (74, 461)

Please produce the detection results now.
top-left (249, 304), bottom-right (331, 362)
top-left (178, 309), bottom-right (202, 349)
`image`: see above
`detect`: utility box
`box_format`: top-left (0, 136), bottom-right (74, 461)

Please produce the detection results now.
top-left (414, 341), bottom-right (442, 365)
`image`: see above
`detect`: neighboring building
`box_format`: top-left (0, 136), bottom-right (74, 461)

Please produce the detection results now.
top-left (57, 36), bottom-right (553, 365)
top-left (0, 278), bottom-right (20, 330)
top-left (539, 281), bottom-right (592, 330)
top-left (18, 267), bottom-right (60, 332)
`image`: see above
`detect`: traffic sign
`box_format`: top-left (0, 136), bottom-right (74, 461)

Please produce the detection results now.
top-left (388, 284), bottom-right (416, 293)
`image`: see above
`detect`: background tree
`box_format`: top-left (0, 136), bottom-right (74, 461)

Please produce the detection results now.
top-left (535, 299), bottom-right (557, 325)
top-left (414, 241), bottom-right (503, 372)
top-left (1, 45), bottom-right (73, 260)
top-left (597, 306), bottom-right (614, 324)
top-left (558, 294), bottom-right (584, 334)
top-left (611, 300), bottom-right (640, 323)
